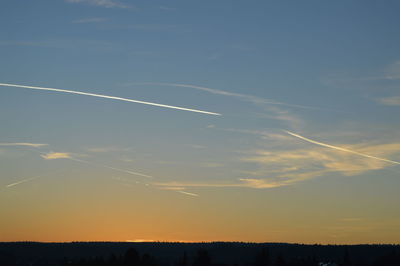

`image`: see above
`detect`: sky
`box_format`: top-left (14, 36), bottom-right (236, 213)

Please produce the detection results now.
top-left (1, 0), bottom-right (400, 244)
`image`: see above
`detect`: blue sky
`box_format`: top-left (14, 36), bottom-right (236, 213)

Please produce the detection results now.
top-left (1, 0), bottom-right (400, 243)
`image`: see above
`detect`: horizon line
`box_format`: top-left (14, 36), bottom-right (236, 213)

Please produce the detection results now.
top-left (1, 241), bottom-right (399, 245)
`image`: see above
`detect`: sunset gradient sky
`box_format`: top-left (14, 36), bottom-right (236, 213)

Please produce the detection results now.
top-left (1, 0), bottom-right (400, 244)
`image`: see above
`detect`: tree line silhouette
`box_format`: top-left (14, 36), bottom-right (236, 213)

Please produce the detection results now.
top-left (60, 247), bottom-right (400, 266)
top-left (0, 242), bottom-right (399, 266)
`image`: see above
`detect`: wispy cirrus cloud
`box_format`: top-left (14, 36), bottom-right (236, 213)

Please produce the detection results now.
top-left (153, 179), bottom-right (287, 190)
top-left (64, 156), bottom-right (152, 178)
top-left (255, 106), bottom-right (304, 129)
top-left (157, 6), bottom-right (176, 11)
top-left (72, 17), bottom-right (107, 24)
top-left (321, 60), bottom-right (400, 88)
top-left (377, 96), bottom-right (400, 106)
top-left (339, 217), bottom-right (363, 222)
top-left (217, 128), bottom-right (294, 142)
top-left (65, 0), bottom-right (131, 9)
top-left (241, 134), bottom-right (400, 188)
top-left (0, 39), bottom-right (119, 53)
top-left (104, 24), bottom-right (189, 33)
top-left (41, 152), bottom-right (72, 160)
top-left (157, 186), bottom-right (186, 191)
top-left (157, 129), bottom-right (400, 190)
top-left (85, 146), bottom-right (132, 153)
top-left (38, 150), bottom-right (152, 179)
top-left (188, 144), bottom-right (206, 149)
top-left (384, 60), bottom-right (400, 80)
top-left (244, 147), bottom-right (388, 179)
top-left (126, 24), bottom-right (179, 31)
top-left (285, 131), bottom-right (400, 165)
top-left (125, 82), bottom-right (313, 128)
top-left (129, 82), bottom-right (321, 111)
top-left (237, 178), bottom-right (290, 189)
top-left (0, 143), bottom-right (47, 147)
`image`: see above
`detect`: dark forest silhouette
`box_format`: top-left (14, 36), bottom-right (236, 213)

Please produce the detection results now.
top-left (0, 242), bottom-right (399, 266)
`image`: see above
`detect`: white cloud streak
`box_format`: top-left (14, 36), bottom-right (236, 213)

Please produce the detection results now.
top-left (0, 83), bottom-right (221, 116)
top-left (0, 143), bottom-right (47, 147)
top-left (178, 191), bottom-right (199, 197)
top-left (72, 17), bottom-right (106, 24)
top-left (242, 140), bottom-right (400, 189)
top-left (384, 60), bottom-right (400, 80)
top-left (285, 131), bottom-right (400, 165)
top-left (36, 150), bottom-right (152, 178)
top-left (158, 6), bottom-right (177, 11)
top-left (86, 146), bottom-right (132, 153)
top-left (69, 157), bottom-right (153, 178)
top-left (154, 179), bottom-right (286, 190)
top-left (131, 82), bottom-right (330, 111)
top-left (65, 0), bottom-right (131, 9)
top-left (6, 177), bottom-right (37, 188)
top-left (41, 152), bottom-right (72, 160)
top-left (377, 96), bottom-right (400, 106)
top-left (4, 170), bottom-right (64, 189)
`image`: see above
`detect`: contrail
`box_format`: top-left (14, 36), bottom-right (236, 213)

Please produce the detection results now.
top-left (34, 150), bottom-right (153, 178)
top-left (6, 177), bottom-right (38, 188)
top-left (130, 82), bottom-right (333, 111)
top-left (178, 191), bottom-right (199, 197)
top-left (0, 82), bottom-right (221, 116)
top-left (0, 143), bottom-right (47, 147)
top-left (68, 157), bottom-right (153, 178)
top-left (285, 130), bottom-right (400, 165)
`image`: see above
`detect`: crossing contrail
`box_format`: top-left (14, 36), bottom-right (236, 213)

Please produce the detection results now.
top-left (67, 157), bottom-right (153, 178)
top-left (36, 150), bottom-right (153, 178)
top-left (0, 82), bottom-right (221, 116)
top-left (285, 130), bottom-right (400, 165)
top-left (5, 170), bottom-right (62, 188)
top-left (6, 177), bottom-right (38, 188)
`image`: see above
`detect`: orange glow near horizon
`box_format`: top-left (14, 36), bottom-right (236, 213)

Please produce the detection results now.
top-left (1, 168), bottom-right (400, 244)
